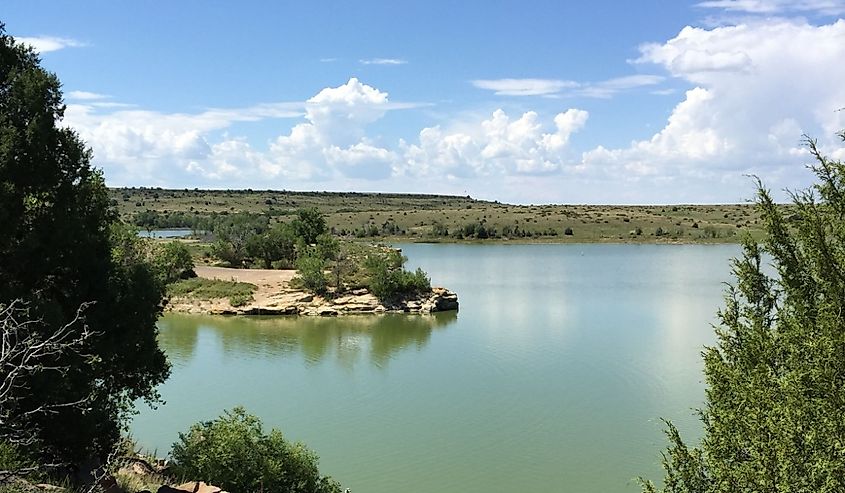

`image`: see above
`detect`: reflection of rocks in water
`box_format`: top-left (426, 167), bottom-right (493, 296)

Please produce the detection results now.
top-left (157, 311), bottom-right (458, 368)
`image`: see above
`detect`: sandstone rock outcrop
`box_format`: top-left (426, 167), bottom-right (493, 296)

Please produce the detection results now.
top-left (167, 286), bottom-right (459, 316)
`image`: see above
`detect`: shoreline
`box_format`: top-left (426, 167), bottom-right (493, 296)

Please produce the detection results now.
top-left (391, 236), bottom-right (751, 245)
top-left (165, 266), bottom-right (458, 316)
top-left (162, 234), bottom-right (757, 247)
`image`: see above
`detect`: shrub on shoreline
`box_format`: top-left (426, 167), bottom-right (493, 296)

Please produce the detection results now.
top-left (364, 249), bottom-right (431, 302)
top-left (171, 408), bottom-right (342, 493)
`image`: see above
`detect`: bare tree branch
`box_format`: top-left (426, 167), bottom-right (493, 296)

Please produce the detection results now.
top-left (0, 299), bottom-right (97, 455)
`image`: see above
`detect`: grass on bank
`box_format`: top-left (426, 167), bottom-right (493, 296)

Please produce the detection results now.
top-left (167, 278), bottom-right (257, 307)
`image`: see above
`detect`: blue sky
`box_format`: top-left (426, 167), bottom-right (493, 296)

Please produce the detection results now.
top-left (4, 0), bottom-right (845, 204)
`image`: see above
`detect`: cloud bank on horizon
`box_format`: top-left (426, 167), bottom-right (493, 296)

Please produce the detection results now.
top-left (18, 0), bottom-right (845, 204)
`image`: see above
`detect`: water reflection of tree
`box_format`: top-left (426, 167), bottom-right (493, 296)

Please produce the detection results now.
top-left (156, 317), bottom-right (201, 363)
top-left (158, 312), bottom-right (458, 368)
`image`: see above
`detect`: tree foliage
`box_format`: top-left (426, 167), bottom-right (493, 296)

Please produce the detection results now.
top-left (208, 209), bottom-right (330, 268)
top-left (110, 224), bottom-right (195, 286)
top-left (295, 255), bottom-right (328, 295)
top-left (246, 223), bottom-right (297, 269)
top-left (642, 132), bottom-right (845, 492)
top-left (209, 214), bottom-right (269, 266)
top-left (0, 26), bottom-right (169, 464)
top-left (364, 249), bottom-right (431, 302)
top-left (290, 208), bottom-right (327, 245)
top-left (152, 241), bottom-right (196, 285)
top-left (314, 233), bottom-right (339, 262)
top-left (171, 407), bottom-right (342, 493)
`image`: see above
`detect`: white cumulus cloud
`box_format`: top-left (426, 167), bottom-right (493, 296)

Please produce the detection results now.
top-left (264, 78), bottom-right (399, 180)
top-left (61, 16), bottom-right (845, 205)
top-left (578, 18), bottom-right (845, 201)
top-left (64, 99), bottom-right (303, 185)
top-left (66, 78), bottom-right (422, 186)
top-left (400, 108), bottom-right (589, 177)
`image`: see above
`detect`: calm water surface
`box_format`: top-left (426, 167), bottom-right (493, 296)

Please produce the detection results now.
top-left (138, 229), bottom-right (194, 239)
top-left (132, 243), bottom-right (740, 493)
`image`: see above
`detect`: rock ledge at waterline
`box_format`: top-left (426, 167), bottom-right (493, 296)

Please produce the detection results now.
top-left (167, 286), bottom-right (459, 316)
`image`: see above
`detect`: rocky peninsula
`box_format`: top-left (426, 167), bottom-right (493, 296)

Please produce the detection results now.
top-left (165, 266), bottom-right (459, 316)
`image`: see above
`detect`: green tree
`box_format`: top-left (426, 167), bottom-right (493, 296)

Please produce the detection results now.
top-left (109, 223), bottom-right (194, 286)
top-left (328, 248), bottom-right (353, 292)
top-left (210, 213), bottom-right (269, 266)
top-left (296, 254), bottom-right (328, 294)
top-left (153, 241), bottom-right (195, 284)
top-left (134, 209), bottom-right (159, 234)
top-left (642, 133), bottom-right (845, 492)
top-left (314, 233), bottom-right (339, 262)
top-left (0, 26), bottom-right (169, 464)
top-left (171, 407), bottom-right (342, 493)
top-left (211, 238), bottom-right (243, 267)
top-left (290, 208), bottom-right (327, 245)
top-left (431, 221), bottom-right (449, 237)
top-left (364, 249), bottom-right (431, 302)
top-left (246, 223), bottom-right (297, 268)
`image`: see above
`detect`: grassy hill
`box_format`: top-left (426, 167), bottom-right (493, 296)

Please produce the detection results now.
top-left (109, 187), bottom-right (779, 243)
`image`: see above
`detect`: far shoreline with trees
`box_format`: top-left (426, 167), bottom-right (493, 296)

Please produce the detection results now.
top-left (114, 188), bottom-right (781, 245)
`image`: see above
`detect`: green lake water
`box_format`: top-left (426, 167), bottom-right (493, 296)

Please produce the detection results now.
top-left (131, 243), bottom-right (740, 492)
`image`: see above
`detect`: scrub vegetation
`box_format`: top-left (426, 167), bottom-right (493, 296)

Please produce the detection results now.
top-left (157, 204), bottom-right (434, 303)
top-left (166, 278), bottom-right (257, 307)
top-left (171, 408), bottom-right (341, 493)
top-left (111, 187), bottom-right (779, 243)
top-left (641, 132), bottom-right (845, 492)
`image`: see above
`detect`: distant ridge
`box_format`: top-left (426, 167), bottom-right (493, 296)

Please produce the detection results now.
top-left (108, 187), bottom-right (779, 244)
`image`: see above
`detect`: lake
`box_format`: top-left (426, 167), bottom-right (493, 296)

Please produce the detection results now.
top-left (138, 229), bottom-right (194, 239)
top-left (131, 243), bottom-right (740, 492)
